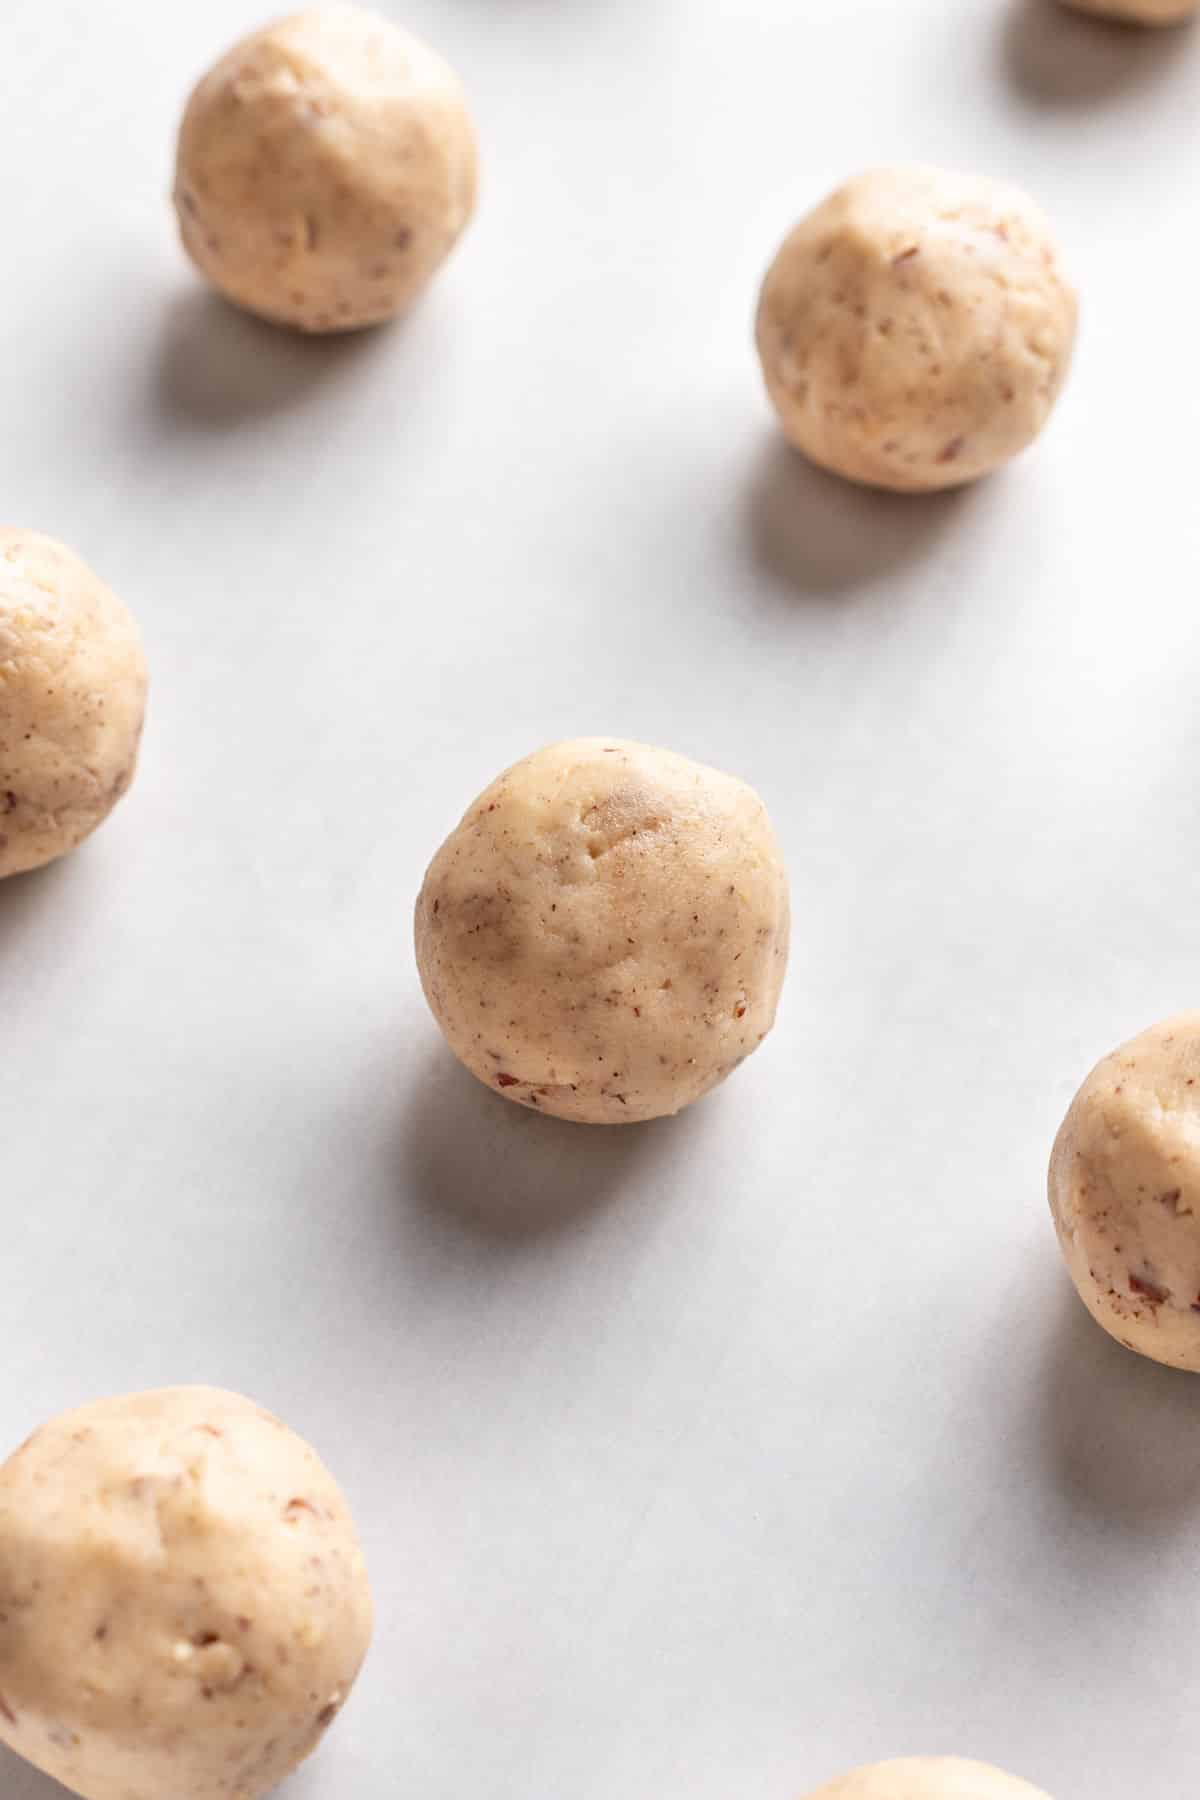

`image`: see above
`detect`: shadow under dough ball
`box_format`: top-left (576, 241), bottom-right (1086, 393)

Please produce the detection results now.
top-left (1050, 1013), bottom-right (1200, 1371)
top-left (800, 1758), bottom-right (1053, 1799)
top-left (0, 1387), bottom-right (373, 1800)
top-left (755, 166), bottom-right (1078, 493)
top-left (1059, 0), bottom-right (1198, 21)
top-left (173, 4), bottom-right (478, 333)
top-left (0, 529), bottom-right (147, 879)
top-left (415, 739), bottom-right (791, 1125)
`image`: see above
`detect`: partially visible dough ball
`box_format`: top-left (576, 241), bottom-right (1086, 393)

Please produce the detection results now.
top-left (755, 166), bottom-right (1078, 492)
top-left (415, 739), bottom-right (790, 1124)
top-left (1059, 0), bottom-right (1198, 22)
top-left (0, 1387), bottom-right (372, 1800)
top-left (0, 529), bottom-right (147, 879)
top-left (800, 1757), bottom-right (1053, 1799)
top-left (174, 5), bottom-right (478, 332)
top-left (1050, 1014), bottom-right (1200, 1370)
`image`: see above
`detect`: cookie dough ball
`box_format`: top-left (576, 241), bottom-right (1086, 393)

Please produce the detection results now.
top-left (0, 1387), bottom-right (373, 1800)
top-left (415, 739), bottom-right (790, 1124)
top-left (174, 5), bottom-right (478, 332)
top-left (755, 166), bottom-right (1078, 493)
top-left (1049, 1013), bottom-right (1200, 1370)
top-left (1059, 0), bottom-right (1198, 22)
top-left (0, 530), bottom-right (147, 880)
top-left (800, 1758), bottom-right (1053, 1799)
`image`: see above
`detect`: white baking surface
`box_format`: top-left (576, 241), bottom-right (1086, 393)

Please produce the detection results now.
top-left (2, 1), bottom-right (1199, 1796)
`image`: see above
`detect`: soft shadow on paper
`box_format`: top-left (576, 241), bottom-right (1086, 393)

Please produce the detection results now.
top-left (398, 1051), bottom-right (689, 1244)
top-left (1037, 1286), bottom-right (1200, 1529)
top-left (150, 288), bottom-right (388, 429)
top-left (743, 435), bottom-right (973, 601)
top-left (0, 860), bottom-right (73, 971)
top-left (0, 1745), bottom-right (73, 1800)
top-left (1002, 0), bottom-right (1192, 105)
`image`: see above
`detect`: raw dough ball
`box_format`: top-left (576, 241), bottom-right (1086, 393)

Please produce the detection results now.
top-left (800, 1757), bottom-right (1053, 1799)
top-left (415, 738), bottom-right (790, 1124)
top-left (755, 166), bottom-right (1078, 493)
top-left (0, 529), bottom-right (147, 880)
top-left (174, 5), bottom-right (478, 332)
top-left (1059, 0), bottom-right (1197, 22)
top-left (1049, 1013), bottom-right (1200, 1370)
top-left (0, 1387), bottom-right (373, 1800)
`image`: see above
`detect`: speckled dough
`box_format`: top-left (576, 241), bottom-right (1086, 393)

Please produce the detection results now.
top-left (0, 529), bottom-right (147, 879)
top-left (755, 166), bottom-right (1078, 493)
top-left (0, 1388), bottom-right (373, 1800)
top-left (800, 1757), bottom-right (1053, 1800)
top-left (1049, 1014), bottom-right (1200, 1370)
top-left (415, 739), bottom-right (790, 1124)
top-left (174, 5), bottom-right (478, 332)
top-left (1059, 0), bottom-right (1198, 22)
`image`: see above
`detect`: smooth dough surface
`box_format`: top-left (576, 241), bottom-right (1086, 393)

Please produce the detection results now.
top-left (0, 1387), bottom-right (373, 1800)
top-left (801, 1757), bottom-right (1053, 1799)
top-left (174, 4), bottom-right (478, 332)
top-left (1050, 1014), bottom-right (1200, 1370)
top-left (755, 166), bottom-right (1077, 492)
top-left (1059, 0), bottom-right (1198, 21)
top-left (415, 738), bottom-right (790, 1124)
top-left (0, 529), bottom-right (147, 879)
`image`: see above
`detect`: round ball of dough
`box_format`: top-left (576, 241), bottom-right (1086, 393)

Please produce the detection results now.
top-left (415, 738), bottom-right (790, 1125)
top-left (0, 1387), bottom-right (373, 1800)
top-left (0, 529), bottom-right (147, 880)
top-left (1049, 1013), bottom-right (1200, 1370)
top-left (1059, 0), bottom-right (1197, 22)
top-left (755, 166), bottom-right (1078, 493)
top-left (800, 1757), bottom-right (1053, 1799)
top-left (174, 5), bottom-right (478, 332)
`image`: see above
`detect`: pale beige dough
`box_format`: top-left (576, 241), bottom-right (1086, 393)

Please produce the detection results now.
top-left (415, 738), bottom-right (790, 1124)
top-left (1049, 1013), bottom-right (1200, 1370)
top-left (800, 1757), bottom-right (1053, 1799)
top-left (174, 5), bottom-right (478, 332)
top-left (0, 1387), bottom-right (373, 1800)
top-left (0, 529), bottom-right (147, 879)
top-left (755, 166), bottom-right (1078, 493)
top-left (1059, 0), bottom-right (1198, 22)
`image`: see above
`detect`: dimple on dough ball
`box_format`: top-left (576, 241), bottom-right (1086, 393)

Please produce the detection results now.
top-left (755, 166), bottom-right (1078, 493)
top-left (1059, 0), bottom-right (1198, 22)
top-left (415, 738), bottom-right (790, 1125)
top-left (0, 1387), bottom-right (373, 1800)
top-left (800, 1757), bottom-right (1053, 1800)
top-left (1049, 1013), bottom-right (1200, 1371)
top-left (0, 529), bottom-right (147, 880)
top-left (174, 5), bottom-right (478, 332)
